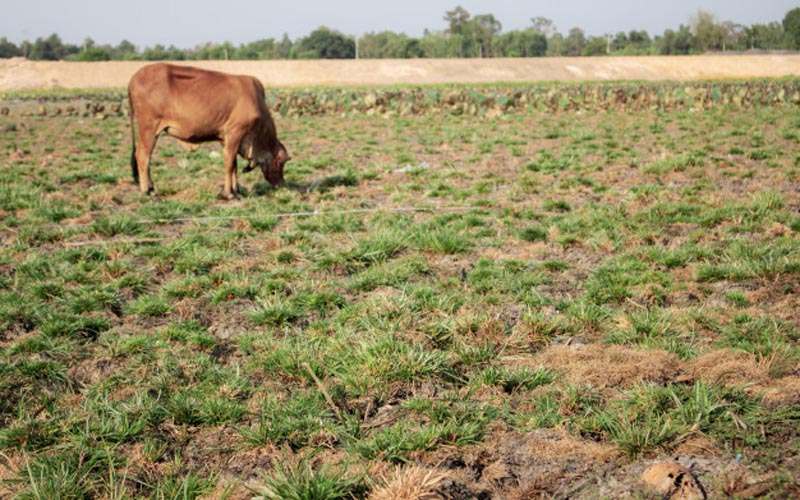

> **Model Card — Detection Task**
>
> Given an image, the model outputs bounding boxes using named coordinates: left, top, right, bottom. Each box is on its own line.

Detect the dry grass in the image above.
left=532, top=344, right=681, bottom=389
left=369, top=466, right=448, bottom=500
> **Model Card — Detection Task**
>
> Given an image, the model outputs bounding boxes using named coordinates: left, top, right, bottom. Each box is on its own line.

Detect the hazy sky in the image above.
left=2, top=0, right=797, bottom=48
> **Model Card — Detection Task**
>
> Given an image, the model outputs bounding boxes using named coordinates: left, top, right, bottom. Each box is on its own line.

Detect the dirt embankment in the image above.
left=1, top=54, right=799, bottom=91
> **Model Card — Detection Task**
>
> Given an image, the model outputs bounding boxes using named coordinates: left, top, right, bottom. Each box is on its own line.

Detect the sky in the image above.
left=1, top=0, right=797, bottom=48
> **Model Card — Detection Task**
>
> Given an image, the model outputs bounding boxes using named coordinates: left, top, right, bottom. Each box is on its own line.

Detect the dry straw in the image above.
left=369, top=466, right=448, bottom=500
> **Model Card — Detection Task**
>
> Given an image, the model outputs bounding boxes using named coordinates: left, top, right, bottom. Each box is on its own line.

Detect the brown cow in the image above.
left=128, top=63, right=289, bottom=199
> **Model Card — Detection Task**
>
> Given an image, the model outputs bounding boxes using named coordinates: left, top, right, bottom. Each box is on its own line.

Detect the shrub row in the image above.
left=267, top=80, right=800, bottom=116
left=4, top=79, right=799, bottom=117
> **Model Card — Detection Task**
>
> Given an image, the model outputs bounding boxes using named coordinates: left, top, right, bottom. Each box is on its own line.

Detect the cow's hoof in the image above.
left=218, top=192, right=238, bottom=201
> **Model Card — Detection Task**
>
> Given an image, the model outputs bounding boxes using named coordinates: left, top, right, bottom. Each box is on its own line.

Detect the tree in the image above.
left=611, top=32, right=629, bottom=52
left=546, top=32, right=564, bottom=56
left=444, top=6, right=471, bottom=35
left=403, top=38, right=424, bottom=58
left=197, top=41, right=236, bottom=60
left=0, top=37, right=20, bottom=58
left=360, top=31, right=415, bottom=58
left=531, top=17, right=556, bottom=37
left=563, top=28, right=586, bottom=56
left=419, top=30, right=461, bottom=57
left=719, top=22, right=743, bottom=51
left=29, top=33, right=73, bottom=60
left=441, top=6, right=484, bottom=57
left=691, top=10, right=724, bottom=52
left=743, top=22, right=789, bottom=50
left=495, top=29, right=547, bottom=57
left=784, top=7, right=800, bottom=49
left=627, top=30, right=652, bottom=53
left=236, top=38, right=277, bottom=59
left=582, top=36, right=608, bottom=56
left=142, top=44, right=186, bottom=60
left=113, top=39, right=138, bottom=60
left=277, top=34, right=293, bottom=59
left=71, top=42, right=112, bottom=61
left=657, top=24, right=694, bottom=54
left=295, top=27, right=355, bottom=59
left=473, top=14, right=502, bottom=57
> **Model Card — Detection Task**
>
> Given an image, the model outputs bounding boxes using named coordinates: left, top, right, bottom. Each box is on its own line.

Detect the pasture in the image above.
left=0, top=82, right=799, bottom=499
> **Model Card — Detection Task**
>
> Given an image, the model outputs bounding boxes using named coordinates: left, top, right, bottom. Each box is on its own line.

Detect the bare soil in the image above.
left=1, top=54, right=800, bottom=91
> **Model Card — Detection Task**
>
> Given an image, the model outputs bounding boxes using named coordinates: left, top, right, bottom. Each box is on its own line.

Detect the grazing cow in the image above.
left=128, top=63, right=289, bottom=199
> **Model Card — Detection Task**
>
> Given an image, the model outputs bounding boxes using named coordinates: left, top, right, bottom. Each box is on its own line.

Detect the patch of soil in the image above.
left=67, top=355, right=125, bottom=388
left=417, top=428, right=791, bottom=499
left=421, top=428, right=796, bottom=500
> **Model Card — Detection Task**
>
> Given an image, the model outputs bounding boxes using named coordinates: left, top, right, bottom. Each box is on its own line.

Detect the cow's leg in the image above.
left=135, top=124, right=159, bottom=195
left=222, top=132, right=244, bottom=200
left=231, top=157, right=240, bottom=196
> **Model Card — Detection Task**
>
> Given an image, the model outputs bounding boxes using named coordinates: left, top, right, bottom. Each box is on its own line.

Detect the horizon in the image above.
left=1, top=0, right=797, bottom=49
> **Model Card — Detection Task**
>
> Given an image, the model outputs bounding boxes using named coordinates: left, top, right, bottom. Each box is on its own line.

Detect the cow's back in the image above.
left=129, top=63, right=261, bottom=130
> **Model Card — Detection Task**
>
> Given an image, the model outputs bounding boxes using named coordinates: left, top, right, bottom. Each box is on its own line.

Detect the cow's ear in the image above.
left=277, top=148, right=290, bottom=164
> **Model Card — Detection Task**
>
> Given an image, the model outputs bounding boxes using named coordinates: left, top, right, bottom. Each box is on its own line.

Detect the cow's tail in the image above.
left=128, top=96, right=139, bottom=184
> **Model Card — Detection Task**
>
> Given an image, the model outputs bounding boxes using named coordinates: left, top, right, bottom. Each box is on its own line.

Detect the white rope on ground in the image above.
left=132, top=205, right=475, bottom=225
left=62, top=237, right=165, bottom=247
left=50, top=205, right=478, bottom=246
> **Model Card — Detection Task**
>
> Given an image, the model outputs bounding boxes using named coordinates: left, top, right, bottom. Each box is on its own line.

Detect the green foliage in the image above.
left=69, top=46, right=112, bottom=61
left=17, top=445, right=122, bottom=499
left=519, top=225, right=548, bottom=242
left=91, top=215, right=143, bottom=237
left=608, top=309, right=697, bottom=359
left=149, top=467, right=215, bottom=500
left=586, top=255, right=670, bottom=305
left=472, top=365, right=557, bottom=393
left=495, top=29, right=547, bottom=57
left=697, top=238, right=799, bottom=282
left=0, top=37, right=20, bottom=58
left=248, top=296, right=305, bottom=326
left=783, top=8, right=800, bottom=49
left=718, top=314, right=799, bottom=357
left=356, top=398, right=496, bottom=462
left=294, top=27, right=355, bottom=59
left=250, top=459, right=366, bottom=500
left=126, top=295, right=173, bottom=317
left=236, top=392, right=335, bottom=449
left=593, top=381, right=761, bottom=458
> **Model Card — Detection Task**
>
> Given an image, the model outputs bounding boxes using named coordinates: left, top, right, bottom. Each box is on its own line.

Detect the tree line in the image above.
left=2, top=6, right=799, bottom=61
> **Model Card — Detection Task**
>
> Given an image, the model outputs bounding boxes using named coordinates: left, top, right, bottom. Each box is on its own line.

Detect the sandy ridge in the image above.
left=1, top=54, right=799, bottom=91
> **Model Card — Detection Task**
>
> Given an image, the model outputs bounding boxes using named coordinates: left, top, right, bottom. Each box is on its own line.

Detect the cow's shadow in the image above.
left=246, top=173, right=358, bottom=197
left=300, top=170, right=360, bottom=193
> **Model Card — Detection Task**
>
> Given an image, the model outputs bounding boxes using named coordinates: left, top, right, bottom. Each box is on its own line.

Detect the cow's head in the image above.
left=263, top=142, right=289, bottom=187
left=243, top=142, right=290, bottom=187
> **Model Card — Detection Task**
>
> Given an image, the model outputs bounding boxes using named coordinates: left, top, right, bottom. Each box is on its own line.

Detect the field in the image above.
left=1, top=81, right=799, bottom=499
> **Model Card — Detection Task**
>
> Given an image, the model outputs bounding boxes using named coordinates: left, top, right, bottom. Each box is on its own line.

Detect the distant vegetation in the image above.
left=1, top=6, right=799, bottom=61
